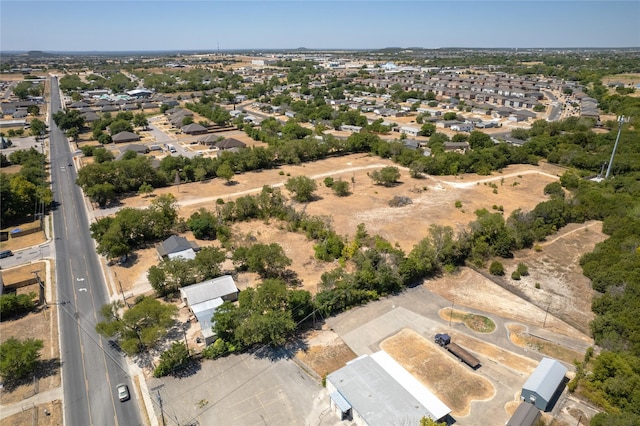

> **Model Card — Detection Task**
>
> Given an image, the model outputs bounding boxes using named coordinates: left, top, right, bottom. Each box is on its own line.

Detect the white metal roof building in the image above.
left=180, top=275, right=239, bottom=345
left=326, top=351, right=451, bottom=425
left=521, top=357, right=568, bottom=411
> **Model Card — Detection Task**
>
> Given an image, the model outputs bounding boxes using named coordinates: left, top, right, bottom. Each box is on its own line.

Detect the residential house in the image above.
left=111, top=131, right=140, bottom=143
left=156, top=235, right=200, bottom=261
left=181, top=123, right=208, bottom=135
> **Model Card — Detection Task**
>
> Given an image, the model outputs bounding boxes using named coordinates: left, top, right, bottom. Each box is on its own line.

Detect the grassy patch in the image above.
left=443, top=309, right=496, bottom=333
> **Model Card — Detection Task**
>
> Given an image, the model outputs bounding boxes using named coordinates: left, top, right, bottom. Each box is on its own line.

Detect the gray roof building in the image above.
left=111, top=131, right=140, bottom=143
left=156, top=235, right=200, bottom=259
left=506, top=402, right=541, bottom=426
left=215, top=137, right=246, bottom=150
left=327, top=351, right=450, bottom=425
left=181, top=123, right=208, bottom=135
left=521, top=357, right=568, bottom=411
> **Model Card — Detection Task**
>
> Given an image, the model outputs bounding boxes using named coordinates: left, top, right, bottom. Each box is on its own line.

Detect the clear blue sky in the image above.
left=1, top=1, right=639, bottom=51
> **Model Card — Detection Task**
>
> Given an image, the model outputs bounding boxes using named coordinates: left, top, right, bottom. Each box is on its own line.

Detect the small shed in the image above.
left=521, top=357, right=567, bottom=411
left=506, top=402, right=541, bottom=426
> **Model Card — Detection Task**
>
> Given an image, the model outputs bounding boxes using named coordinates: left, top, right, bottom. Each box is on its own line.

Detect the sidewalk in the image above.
left=0, top=386, right=63, bottom=419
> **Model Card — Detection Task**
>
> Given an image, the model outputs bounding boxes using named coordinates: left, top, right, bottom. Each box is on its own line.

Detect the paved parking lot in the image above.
left=146, top=349, right=329, bottom=426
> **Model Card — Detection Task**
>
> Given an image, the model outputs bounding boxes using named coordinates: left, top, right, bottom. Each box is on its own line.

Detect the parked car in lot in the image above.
left=117, top=383, right=130, bottom=402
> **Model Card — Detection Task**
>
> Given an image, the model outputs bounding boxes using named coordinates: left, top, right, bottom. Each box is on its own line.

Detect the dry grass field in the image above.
left=380, top=329, right=494, bottom=417
left=104, top=155, right=569, bottom=302
left=0, top=400, right=63, bottom=426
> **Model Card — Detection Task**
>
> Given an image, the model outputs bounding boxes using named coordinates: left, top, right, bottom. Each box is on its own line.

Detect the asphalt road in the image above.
left=49, top=76, right=142, bottom=426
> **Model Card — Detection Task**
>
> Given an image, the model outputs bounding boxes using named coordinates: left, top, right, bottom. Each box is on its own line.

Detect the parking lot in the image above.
left=146, top=349, right=329, bottom=426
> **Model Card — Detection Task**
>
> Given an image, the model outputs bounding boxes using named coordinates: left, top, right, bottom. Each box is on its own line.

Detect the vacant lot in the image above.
left=381, top=328, right=494, bottom=417
left=0, top=262, right=59, bottom=405
left=109, top=155, right=566, bottom=293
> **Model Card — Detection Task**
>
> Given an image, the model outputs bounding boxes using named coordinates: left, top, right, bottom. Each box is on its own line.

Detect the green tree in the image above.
left=138, top=182, right=154, bottom=197
left=332, top=179, right=350, bottom=197
left=154, top=342, right=190, bottom=377
left=543, top=181, right=565, bottom=199
left=194, top=246, right=226, bottom=280
left=132, top=113, right=148, bottom=130
left=216, top=162, right=234, bottom=184
left=96, top=298, right=177, bottom=355
left=232, top=243, right=292, bottom=278
left=420, top=122, right=436, bottom=137
left=285, top=175, right=317, bottom=202
left=66, top=127, right=79, bottom=142
left=369, top=166, right=401, bottom=186
left=109, top=119, right=133, bottom=135
left=86, top=183, right=116, bottom=207
left=187, top=208, right=218, bottom=239
left=29, top=118, right=47, bottom=137
left=52, top=109, right=85, bottom=132
left=0, top=338, right=43, bottom=384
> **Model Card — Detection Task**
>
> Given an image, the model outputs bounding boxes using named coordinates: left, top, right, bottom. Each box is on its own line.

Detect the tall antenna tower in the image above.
left=605, top=116, right=629, bottom=179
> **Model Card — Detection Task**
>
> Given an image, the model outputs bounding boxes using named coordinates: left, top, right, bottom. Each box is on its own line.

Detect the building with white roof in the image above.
left=326, top=351, right=451, bottom=425
left=180, top=275, right=239, bottom=345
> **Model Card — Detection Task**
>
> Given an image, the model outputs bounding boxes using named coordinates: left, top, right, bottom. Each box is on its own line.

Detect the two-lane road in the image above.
left=49, top=76, right=142, bottom=426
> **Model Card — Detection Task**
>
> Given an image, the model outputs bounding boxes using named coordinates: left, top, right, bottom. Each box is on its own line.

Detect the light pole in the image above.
left=605, top=116, right=629, bottom=179
left=543, top=298, right=552, bottom=329
left=449, top=298, right=455, bottom=327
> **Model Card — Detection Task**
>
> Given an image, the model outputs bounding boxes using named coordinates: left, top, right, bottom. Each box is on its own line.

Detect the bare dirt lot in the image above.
left=380, top=328, right=494, bottom=417
left=0, top=400, right=62, bottom=426
left=295, top=330, right=357, bottom=379
left=0, top=305, right=60, bottom=405
left=0, top=262, right=60, bottom=406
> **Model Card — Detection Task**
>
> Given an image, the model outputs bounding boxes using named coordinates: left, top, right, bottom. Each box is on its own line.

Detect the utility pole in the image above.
left=114, top=272, right=129, bottom=308
left=156, top=389, right=166, bottom=426
left=449, top=298, right=454, bottom=327
left=32, top=271, right=47, bottom=308
left=605, top=116, right=628, bottom=179
left=543, top=298, right=551, bottom=328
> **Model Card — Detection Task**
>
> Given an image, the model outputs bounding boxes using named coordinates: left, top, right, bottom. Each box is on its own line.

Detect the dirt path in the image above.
left=178, top=163, right=392, bottom=208
left=539, top=221, right=601, bottom=247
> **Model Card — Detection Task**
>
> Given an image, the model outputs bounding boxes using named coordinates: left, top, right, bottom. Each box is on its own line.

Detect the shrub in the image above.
left=511, top=271, right=521, bottom=280
left=153, top=342, right=190, bottom=377
left=202, top=338, right=230, bottom=360
left=332, top=180, right=350, bottom=197
left=489, top=261, right=505, bottom=276
left=535, top=282, right=541, bottom=289
left=516, top=263, right=529, bottom=276
left=0, top=293, right=37, bottom=319
left=323, top=177, right=334, bottom=188
left=455, top=200, right=462, bottom=208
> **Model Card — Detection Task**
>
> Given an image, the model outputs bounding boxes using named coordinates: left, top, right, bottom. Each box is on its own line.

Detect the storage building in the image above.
left=327, top=351, right=450, bottom=425
left=521, top=357, right=567, bottom=411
